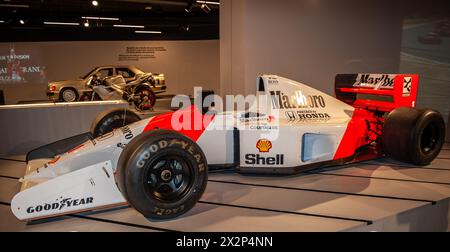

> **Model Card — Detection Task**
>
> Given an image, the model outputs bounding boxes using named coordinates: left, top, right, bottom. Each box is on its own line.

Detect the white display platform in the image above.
left=1, top=144, right=449, bottom=232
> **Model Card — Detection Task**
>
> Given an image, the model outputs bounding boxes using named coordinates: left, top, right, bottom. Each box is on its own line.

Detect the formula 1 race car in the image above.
left=11, top=73, right=446, bottom=221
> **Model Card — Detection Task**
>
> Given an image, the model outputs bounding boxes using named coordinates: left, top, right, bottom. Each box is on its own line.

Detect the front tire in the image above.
left=116, top=130, right=208, bottom=220
left=90, top=108, right=141, bottom=138
left=382, top=107, right=445, bottom=165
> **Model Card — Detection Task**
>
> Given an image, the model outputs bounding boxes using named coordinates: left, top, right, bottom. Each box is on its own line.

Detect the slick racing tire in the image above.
left=382, top=107, right=445, bottom=165
left=90, top=108, right=141, bottom=138
left=116, top=130, right=208, bottom=220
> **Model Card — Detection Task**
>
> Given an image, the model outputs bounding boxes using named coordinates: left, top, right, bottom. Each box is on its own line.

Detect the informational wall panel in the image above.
left=0, top=40, right=219, bottom=104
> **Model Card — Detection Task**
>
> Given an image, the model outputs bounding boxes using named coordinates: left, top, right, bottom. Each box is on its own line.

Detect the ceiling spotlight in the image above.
left=114, top=24, right=145, bottom=28
left=82, top=16, right=119, bottom=21
left=180, top=25, right=190, bottom=32
left=135, top=30, right=162, bottom=34
left=84, top=20, right=89, bottom=27
left=44, top=21, right=80, bottom=26
left=196, top=1, right=220, bottom=5
left=92, top=1, right=98, bottom=7
left=200, top=3, right=211, bottom=13
left=185, top=1, right=193, bottom=13
left=0, top=4, right=30, bottom=8
left=145, top=6, right=153, bottom=10
left=19, top=19, right=25, bottom=25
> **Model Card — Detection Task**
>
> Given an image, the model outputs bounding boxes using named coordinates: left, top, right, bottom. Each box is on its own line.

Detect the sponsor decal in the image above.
left=47, top=155, right=60, bottom=165
left=256, top=139, right=272, bottom=153
left=239, top=116, right=268, bottom=123
left=250, top=125, right=279, bottom=130
left=26, top=197, right=94, bottom=214
left=120, top=126, right=134, bottom=140
left=117, top=143, right=127, bottom=149
left=97, top=131, right=114, bottom=141
left=285, top=110, right=331, bottom=121
left=68, top=144, right=85, bottom=153
left=136, top=139, right=206, bottom=173
left=153, top=205, right=185, bottom=216
left=245, top=154, right=284, bottom=165
left=354, top=74, right=395, bottom=89
left=268, top=115, right=276, bottom=122
left=268, top=77, right=279, bottom=85
left=403, top=77, right=412, bottom=97
left=239, top=112, right=270, bottom=123
left=270, top=90, right=326, bottom=109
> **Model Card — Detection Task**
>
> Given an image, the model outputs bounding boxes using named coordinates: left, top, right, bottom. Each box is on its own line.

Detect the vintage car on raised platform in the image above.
left=15, top=74, right=445, bottom=222
left=46, top=65, right=166, bottom=102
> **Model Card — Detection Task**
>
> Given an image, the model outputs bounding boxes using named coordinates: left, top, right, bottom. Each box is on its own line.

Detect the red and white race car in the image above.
left=11, top=73, right=446, bottom=221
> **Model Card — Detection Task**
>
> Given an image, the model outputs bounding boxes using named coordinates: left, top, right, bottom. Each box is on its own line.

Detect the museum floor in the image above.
left=1, top=143, right=450, bottom=232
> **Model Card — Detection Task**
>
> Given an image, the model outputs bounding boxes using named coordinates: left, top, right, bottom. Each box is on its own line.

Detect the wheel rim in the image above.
left=134, top=89, right=155, bottom=111
left=420, top=122, right=439, bottom=154
left=62, top=89, right=77, bottom=102
left=144, top=155, right=192, bottom=202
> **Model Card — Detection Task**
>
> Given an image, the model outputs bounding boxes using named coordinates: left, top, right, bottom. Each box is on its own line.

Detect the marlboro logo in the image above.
left=355, top=74, right=395, bottom=89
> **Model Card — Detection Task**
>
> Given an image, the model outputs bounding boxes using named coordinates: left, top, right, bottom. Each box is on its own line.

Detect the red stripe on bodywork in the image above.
left=68, top=144, right=85, bottom=153
left=144, top=105, right=214, bottom=141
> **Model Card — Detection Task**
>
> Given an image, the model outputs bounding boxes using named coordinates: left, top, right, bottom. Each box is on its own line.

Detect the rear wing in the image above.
left=335, top=74, right=419, bottom=112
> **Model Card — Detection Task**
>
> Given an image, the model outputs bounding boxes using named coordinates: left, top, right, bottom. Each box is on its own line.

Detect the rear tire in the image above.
left=133, top=86, right=156, bottom=111
left=382, top=107, right=445, bottom=165
left=90, top=108, right=141, bottom=138
left=116, top=130, right=208, bottom=220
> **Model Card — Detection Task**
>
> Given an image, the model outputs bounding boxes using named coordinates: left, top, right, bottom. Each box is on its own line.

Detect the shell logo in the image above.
left=256, top=139, right=272, bottom=153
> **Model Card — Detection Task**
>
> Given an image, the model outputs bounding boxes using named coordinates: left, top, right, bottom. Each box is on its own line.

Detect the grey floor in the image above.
left=1, top=143, right=450, bottom=232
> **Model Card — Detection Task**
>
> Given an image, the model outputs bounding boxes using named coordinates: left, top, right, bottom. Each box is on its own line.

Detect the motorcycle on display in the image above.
left=79, top=73, right=157, bottom=111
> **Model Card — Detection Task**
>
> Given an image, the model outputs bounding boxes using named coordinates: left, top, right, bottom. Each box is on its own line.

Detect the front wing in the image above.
left=11, top=161, right=126, bottom=221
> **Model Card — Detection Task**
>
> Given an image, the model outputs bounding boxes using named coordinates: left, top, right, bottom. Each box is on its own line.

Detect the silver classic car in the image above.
left=47, top=65, right=166, bottom=102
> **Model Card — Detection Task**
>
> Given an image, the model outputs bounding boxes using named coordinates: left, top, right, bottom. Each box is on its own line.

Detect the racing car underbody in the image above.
left=11, top=74, right=446, bottom=221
